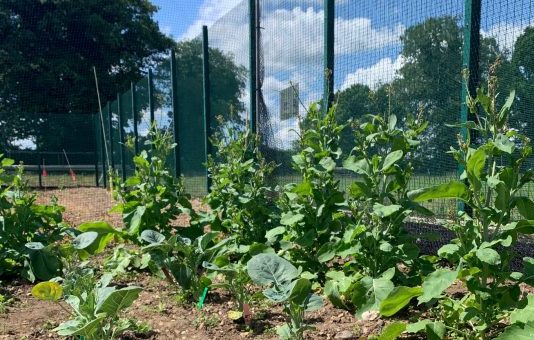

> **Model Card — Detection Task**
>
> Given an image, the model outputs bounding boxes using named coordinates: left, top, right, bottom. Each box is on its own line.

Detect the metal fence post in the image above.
left=107, top=102, right=115, bottom=171
left=131, top=82, right=139, bottom=155
left=459, top=0, right=482, bottom=213
left=93, top=114, right=100, bottom=187
left=117, top=93, right=127, bottom=181
left=202, top=25, right=212, bottom=193
left=148, top=69, right=155, bottom=125
left=249, top=0, right=257, bottom=133
left=171, top=50, right=181, bottom=178
left=38, top=152, right=43, bottom=189
left=100, top=111, right=107, bottom=188
left=324, top=0, right=335, bottom=113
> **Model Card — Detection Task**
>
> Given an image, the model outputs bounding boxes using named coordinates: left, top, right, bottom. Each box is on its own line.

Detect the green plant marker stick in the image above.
left=197, top=287, right=209, bottom=309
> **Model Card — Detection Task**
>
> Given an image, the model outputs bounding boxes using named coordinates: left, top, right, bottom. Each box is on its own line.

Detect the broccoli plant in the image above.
left=32, top=274, right=143, bottom=339
left=247, top=254, right=323, bottom=340
left=385, top=66, right=534, bottom=338
left=113, top=124, right=194, bottom=241
left=140, top=229, right=231, bottom=301
left=0, top=157, right=67, bottom=281
left=273, top=104, right=347, bottom=281
left=204, top=118, right=277, bottom=245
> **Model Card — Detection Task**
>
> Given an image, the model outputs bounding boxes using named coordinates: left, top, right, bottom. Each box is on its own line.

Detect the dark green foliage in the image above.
left=342, top=113, right=429, bottom=278
left=204, top=120, right=277, bottom=245
left=274, top=104, right=346, bottom=280
left=0, top=155, right=67, bottom=281
left=140, top=229, right=231, bottom=301
left=0, top=0, right=174, bottom=151
left=405, top=66, right=534, bottom=338
left=246, top=254, right=323, bottom=340
left=113, top=125, right=195, bottom=241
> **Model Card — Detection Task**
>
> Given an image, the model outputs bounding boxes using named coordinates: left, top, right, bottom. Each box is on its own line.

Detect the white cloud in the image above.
left=341, top=55, right=405, bottom=90
left=180, top=0, right=244, bottom=40
left=483, top=22, right=528, bottom=53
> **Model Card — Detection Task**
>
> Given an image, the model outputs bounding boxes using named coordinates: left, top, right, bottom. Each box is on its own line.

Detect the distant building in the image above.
left=280, top=84, right=299, bottom=121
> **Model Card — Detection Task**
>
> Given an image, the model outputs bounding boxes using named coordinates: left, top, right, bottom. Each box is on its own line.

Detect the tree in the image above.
left=0, top=0, right=174, bottom=151
left=173, top=39, right=247, bottom=176
left=509, top=26, right=534, bottom=143
left=334, top=84, right=374, bottom=155
left=390, top=16, right=502, bottom=173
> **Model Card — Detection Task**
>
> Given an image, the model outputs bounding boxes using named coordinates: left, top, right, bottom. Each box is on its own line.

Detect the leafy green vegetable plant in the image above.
left=113, top=124, right=194, bottom=240
left=140, top=229, right=231, bottom=301
left=32, top=275, right=143, bottom=339
left=0, top=157, right=67, bottom=281
left=274, top=104, right=346, bottom=280
left=204, top=118, right=277, bottom=245
left=394, top=68, right=534, bottom=338
left=325, top=113, right=430, bottom=316
left=203, top=260, right=252, bottom=318
left=246, top=254, right=323, bottom=340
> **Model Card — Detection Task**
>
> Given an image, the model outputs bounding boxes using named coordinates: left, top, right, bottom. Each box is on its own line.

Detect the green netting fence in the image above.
left=93, top=0, right=534, bottom=217
left=4, top=0, right=533, bottom=219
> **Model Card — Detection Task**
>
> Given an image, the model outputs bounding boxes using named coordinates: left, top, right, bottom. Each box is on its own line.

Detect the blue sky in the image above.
left=152, top=0, right=201, bottom=39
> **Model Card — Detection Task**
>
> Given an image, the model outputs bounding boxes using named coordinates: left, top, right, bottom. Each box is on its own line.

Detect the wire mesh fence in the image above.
left=2, top=0, right=534, bottom=218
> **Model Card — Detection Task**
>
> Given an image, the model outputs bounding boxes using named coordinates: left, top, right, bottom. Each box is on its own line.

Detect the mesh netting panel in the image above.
left=152, top=59, right=176, bottom=173
left=480, top=0, right=534, bottom=202
left=110, top=100, right=122, bottom=179
left=176, top=37, right=207, bottom=197
left=331, top=0, right=464, bottom=217
left=258, top=0, right=325, bottom=186
left=135, top=77, right=151, bottom=155
left=120, top=90, right=135, bottom=177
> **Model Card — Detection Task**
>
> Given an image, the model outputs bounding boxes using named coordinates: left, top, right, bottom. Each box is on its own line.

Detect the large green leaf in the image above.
left=95, top=286, right=142, bottom=318
left=54, top=317, right=105, bottom=336
left=317, top=242, right=337, bottom=263
left=510, top=295, right=534, bottom=324
left=418, top=267, right=459, bottom=304
left=31, top=281, right=63, bottom=301
left=289, top=278, right=312, bottom=305
left=476, top=248, right=501, bottom=266
left=381, top=150, right=403, bottom=172
left=515, top=197, right=534, bottom=220
left=373, top=203, right=402, bottom=218
left=494, top=133, right=514, bottom=154
left=343, top=156, right=370, bottom=176
left=496, top=322, right=534, bottom=339
left=380, top=286, right=422, bottom=317
left=140, top=229, right=165, bottom=244
left=247, top=254, right=299, bottom=286
left=72, top=232, right=99, bottom=250
left=280, top=212, right=305, bottom=226
left=27, top=247, right=62, bottom=281
left=378, top=322, right=406, bottom=340
left=466, top=148, right=486, bottom=190
left=77, top=221, right=118, bottom=254
left=408, top=181, right=468, bottom=202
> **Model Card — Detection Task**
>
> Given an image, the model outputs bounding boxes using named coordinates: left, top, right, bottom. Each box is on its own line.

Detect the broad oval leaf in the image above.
left=418, top=267, right=459, bottom=304
left=408, top=181, right=468, bottom=202
left=140, top=229, right=165, bottom=244
left=380, top=286, right=422, bottom=317
left=32, top=281, right=63, bottom=301
left=378, top=321, right=407, bottom=340
left=246, top=254, right=299, bottom=286
left=476, top=248, right=501, bottom=266
left=25, top=242, right=45, bottom=250
left=95, top=286, right=142, bottom=317
left=381, top=150, right=403, bottom=172
left=72, top=231, right=99, bottom=250
left=496, top=321, right=534, bottom=340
